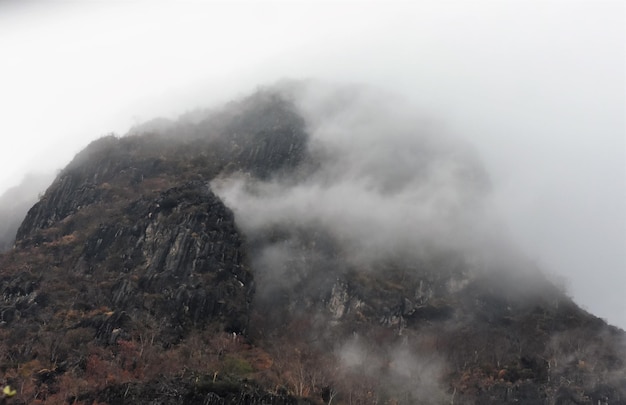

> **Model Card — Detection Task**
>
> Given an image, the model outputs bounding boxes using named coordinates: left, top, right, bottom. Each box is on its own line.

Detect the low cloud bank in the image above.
left=213, top=81, right=525, bottom=277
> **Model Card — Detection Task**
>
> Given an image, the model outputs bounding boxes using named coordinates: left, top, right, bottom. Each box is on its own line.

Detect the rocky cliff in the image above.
left=0, top=83, right=623, bottom=404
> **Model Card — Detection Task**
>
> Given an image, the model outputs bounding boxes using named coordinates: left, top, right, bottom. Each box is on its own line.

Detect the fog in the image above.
left=212, top=82, right=519, bottom=276
left=0, top=0, right=624, bottom=332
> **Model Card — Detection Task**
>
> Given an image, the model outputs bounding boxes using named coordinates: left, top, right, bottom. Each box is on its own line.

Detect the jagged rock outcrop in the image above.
left=8, top=88, right=309, bottom=343
left=3, top=180, right=252, bottom=346
left=78, top=181, right=253, bottom=339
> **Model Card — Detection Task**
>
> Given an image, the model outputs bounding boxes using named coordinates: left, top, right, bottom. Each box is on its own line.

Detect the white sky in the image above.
left=0, top=0, right=624, bottom=328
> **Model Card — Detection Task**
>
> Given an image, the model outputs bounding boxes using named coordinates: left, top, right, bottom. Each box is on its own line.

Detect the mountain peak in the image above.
left=0, top=84, right=624, bottom=404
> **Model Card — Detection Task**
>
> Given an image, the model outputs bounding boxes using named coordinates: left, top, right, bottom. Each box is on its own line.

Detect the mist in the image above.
left=0, top=0, right=623, bottom=333
left=212, top=82, right=520, bottom=276
left=0, top=172, right=54, bottom=252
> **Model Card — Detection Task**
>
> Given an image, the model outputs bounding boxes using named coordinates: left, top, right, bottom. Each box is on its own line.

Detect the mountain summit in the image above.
left=0, top=83, right=624, bottom=404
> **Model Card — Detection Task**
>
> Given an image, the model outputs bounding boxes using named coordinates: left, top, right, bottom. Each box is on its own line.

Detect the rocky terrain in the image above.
left=0, top=83, right=623, bottom=404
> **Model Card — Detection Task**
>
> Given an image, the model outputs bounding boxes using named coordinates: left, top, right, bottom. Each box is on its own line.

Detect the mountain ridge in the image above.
left=0, top=83, right=623, bottom=404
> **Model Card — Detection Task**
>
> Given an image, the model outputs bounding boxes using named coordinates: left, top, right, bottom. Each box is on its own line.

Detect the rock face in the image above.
left=11, top=184, right=249, bottom=336
left=78, top=181, right=252, bottom=338
left=10, top=164, right=252, bottom=344
left=0, top=85, right=624, bottom=405
left=8, top=89, right=309, bottom=342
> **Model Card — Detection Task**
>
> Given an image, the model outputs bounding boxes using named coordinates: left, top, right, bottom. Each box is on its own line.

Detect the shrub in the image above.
left=221, top=356, right=253, bottom=376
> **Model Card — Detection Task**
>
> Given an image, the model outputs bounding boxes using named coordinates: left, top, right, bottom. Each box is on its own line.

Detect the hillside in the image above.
left=0, top=83, right=624, bottom=404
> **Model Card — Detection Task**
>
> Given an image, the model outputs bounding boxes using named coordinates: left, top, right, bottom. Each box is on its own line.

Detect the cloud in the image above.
left=335, top=334, right=449, bottom=403
left=212, top=82, right=515, bottom=275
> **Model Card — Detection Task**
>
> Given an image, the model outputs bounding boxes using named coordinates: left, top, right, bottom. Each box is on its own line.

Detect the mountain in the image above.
left=0, top=83, right=624, bottom=405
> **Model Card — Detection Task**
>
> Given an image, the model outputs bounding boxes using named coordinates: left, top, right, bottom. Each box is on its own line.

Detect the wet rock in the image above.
left=75, top=181, right=254, bottom=339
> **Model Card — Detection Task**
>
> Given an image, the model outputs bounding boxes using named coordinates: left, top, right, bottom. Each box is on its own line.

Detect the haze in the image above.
left=0, top=1, right=624, bottom=328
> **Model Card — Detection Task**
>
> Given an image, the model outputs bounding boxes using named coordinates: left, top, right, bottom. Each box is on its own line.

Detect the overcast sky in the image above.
left=0, top=0, right=624, bottom=328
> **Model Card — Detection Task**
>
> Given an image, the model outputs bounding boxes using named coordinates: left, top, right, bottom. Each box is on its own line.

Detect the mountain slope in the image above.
left=0, top=83, right=624, bottom=404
